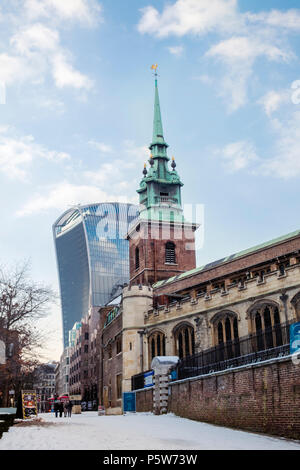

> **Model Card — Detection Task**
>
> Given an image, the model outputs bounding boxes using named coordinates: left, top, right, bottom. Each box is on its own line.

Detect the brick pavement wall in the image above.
left=169, top=357, right=300, bottom=440
left=136, top=388, right=153, bottom=412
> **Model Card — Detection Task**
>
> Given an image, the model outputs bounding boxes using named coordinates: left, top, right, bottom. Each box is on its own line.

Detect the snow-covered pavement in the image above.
left=0, top=412, right=299, bottom=450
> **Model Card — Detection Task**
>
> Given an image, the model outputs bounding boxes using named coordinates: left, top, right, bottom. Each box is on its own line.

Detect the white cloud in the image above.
left=123, top=140, right=150, bottom=165
left=168, top=45, right=184, bottom=56
left=216, top=140, right=259, bottom=172
left=16, top=181, right=132, bottom=217
left=138, top=0, right=240, bottom=37
left=84, top=162, right=117, bottom=185
left=10, top=23, right=60, bottom=56
left=51, top=52, right=93, bottom=90
left=0, top=2, right=98, bottom=93
left=206, top=36, right=293, bottom=63
left=88, top=140, right=113, bottom=153
left=216, top=62, right=252, bottom=112
left=246, top=9, right=300, bottom=31
left=15, top=138, right=146, bottom=217
left=138, top=1, right=299, bottom=111
left=24, top=0, right=102, bottom=27
left=38, top=97, right=65, bottom=113
left=0, top=128, right=70, bottom=181
left=0, top=53, right=33, bottom=86
left=215, top=109, right=300, bottom=179
left=206, top=36, right=293, bottom=111
left=258, top=111, right=300, bottom=179
left=258, top=90, right=289, bottom=117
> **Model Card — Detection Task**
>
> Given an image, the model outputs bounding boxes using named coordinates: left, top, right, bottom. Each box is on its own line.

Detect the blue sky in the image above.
left=1, top=0, right=300, bottom=360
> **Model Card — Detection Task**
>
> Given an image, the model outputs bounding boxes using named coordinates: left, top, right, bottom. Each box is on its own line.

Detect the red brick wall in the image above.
left=169, top=358, right=300, bottom=440
left=101, top=314, right=123, bottom=408
left=136, top=388, right=153, bottom=412
left=129, top=222, right=196, bottom=285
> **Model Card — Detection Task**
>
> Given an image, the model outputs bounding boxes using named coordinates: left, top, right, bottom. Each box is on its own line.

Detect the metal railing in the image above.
left=155, top=196, right=178, bottom=204
left=174, top=321, right=292, bottom=381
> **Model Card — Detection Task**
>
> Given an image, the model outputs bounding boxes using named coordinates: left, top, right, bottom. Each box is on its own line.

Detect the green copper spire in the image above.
left=136, top=67, right=184, bottom=222
left=149, top=72, right=168, bottom=159
left=152, top=78, right=165, bottom=145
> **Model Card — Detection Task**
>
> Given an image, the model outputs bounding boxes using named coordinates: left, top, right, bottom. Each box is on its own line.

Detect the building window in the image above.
left=165, top=242, right=176, bottom=264
left=250, top=303, right=283, bottom=351
left=116, top=374, right=122, bottom=399
left=291, top=292, right=300, bottom=321
left=135, top=247, right=140, bottom=270
left=108, top=343, right=112, bottom=359
left=212, top=312, right=240, bottom=360
left=174, top=324, right=195, bottom=359
left=148, top=331, right=166, bottom=366
left=116, top=335, right=122, bottom=355
left=214, top=315, right=239, bottom=345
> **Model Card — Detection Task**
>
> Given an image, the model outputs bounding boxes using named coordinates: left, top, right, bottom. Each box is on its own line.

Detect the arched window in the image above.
left=212, top=312, right=240, bottom=360
left=291, top=292, right=300, bottom=321
left=250, top=303, right=283, bottom=351
left=135, top=247, right=140, bottom=270
left=148, top=331, right=166, bottom=367
left=174, top=324, right=195, bottom=359
left=165, top=242, right=176, bottom=264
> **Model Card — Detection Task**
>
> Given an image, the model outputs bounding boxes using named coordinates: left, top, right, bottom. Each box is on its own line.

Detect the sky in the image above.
left=1, top=0, right=300, bottom=361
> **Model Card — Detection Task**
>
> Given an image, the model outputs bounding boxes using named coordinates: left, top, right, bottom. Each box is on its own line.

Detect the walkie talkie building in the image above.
left=53, top=202, right=139, bottom=347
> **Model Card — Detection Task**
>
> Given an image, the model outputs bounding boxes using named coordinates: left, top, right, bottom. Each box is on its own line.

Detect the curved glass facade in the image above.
left=53, top=203, right=138, bottom=347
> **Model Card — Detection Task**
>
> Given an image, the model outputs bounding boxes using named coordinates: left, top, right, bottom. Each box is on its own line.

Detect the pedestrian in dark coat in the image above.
left=59, top=401, right=64, bottom=417
left=67, top=401, right=73, bottom=417
left=54, top=400, right=59, bottom=418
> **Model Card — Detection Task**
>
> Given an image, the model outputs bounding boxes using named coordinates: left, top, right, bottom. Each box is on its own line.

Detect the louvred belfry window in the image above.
left=165, top=242, right=176, bottom=264
left=135, top=247, right=140, bottom=270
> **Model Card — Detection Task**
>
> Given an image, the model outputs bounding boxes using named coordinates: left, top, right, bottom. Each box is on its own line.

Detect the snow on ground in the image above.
left=0, top=412, right=299, bottom=450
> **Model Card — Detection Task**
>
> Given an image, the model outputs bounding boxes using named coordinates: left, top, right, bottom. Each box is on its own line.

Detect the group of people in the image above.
left=54, top=400, right=73, bottom=418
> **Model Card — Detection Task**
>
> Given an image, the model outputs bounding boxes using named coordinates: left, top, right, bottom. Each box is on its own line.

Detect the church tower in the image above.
left=127, top=68, right=198, bottom=286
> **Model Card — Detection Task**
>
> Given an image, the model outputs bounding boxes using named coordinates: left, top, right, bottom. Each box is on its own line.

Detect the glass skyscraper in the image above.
left=53, top=202, right=139, bottom=347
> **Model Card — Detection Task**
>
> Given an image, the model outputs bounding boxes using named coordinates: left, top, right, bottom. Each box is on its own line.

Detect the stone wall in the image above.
left=144, top=265, right=300, bottom=356
left=169, top=356, right=300, bottom=440
left=136, top=387, right=153, bottom=412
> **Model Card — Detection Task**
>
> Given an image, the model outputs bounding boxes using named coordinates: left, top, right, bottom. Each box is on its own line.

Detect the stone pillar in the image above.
left=122, top=285, right=153, bottom=394
left=151, top=356, right=179, bottom=415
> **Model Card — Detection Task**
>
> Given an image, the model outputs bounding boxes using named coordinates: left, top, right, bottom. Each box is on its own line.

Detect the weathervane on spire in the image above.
left=151, top=64, right=158, bottom=80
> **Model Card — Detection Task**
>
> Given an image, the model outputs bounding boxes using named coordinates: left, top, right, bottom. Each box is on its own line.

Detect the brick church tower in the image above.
left=127, top=70, right=198, bottom=286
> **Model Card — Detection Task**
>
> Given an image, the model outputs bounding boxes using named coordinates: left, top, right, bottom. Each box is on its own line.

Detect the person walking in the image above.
left=54, top=400, right=59, bottom=418
left=63, top=401, right=68, bottom=418
left=59, top=401, right=64, bottom=418
left=67, top=400, right=73, bottom=417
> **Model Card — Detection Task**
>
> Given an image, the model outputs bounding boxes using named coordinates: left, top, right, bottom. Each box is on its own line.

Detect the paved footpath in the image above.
left=0, top=412, right=299, bottom=450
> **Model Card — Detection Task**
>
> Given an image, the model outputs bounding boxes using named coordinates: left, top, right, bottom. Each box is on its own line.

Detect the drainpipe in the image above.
left=138, top=330, right=145, bottom=372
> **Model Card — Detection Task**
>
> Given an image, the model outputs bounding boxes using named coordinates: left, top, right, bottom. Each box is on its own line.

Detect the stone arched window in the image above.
left=174, top=323, right=195, bottom=359
left=148, top=331, right=166, bottom=367
left=291, top=292, right=300, bottom=321
left=211, top=311, right=240, bottom=360
left=135, top=247, right=140, bottom=270
left=165, top=241, right=176, bottom=264
left=249, top=302, right=283, bottom=351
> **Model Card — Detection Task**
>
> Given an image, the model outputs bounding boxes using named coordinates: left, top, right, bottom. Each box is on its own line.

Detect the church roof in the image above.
left=153, top=228, right=300, bottom=289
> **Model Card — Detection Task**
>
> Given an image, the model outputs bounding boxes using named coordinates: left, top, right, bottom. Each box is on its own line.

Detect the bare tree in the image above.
left=0, top=261, right=57, bottom=406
